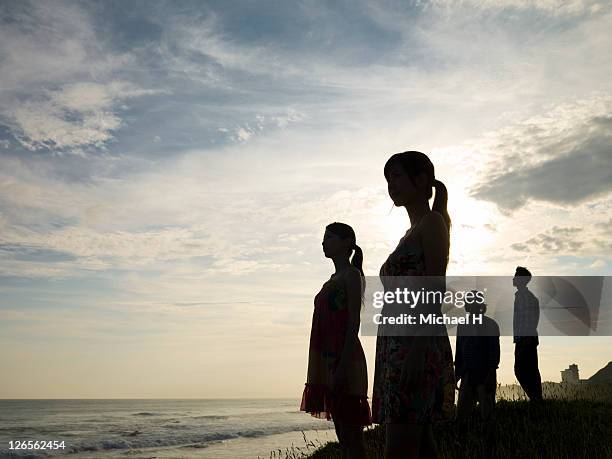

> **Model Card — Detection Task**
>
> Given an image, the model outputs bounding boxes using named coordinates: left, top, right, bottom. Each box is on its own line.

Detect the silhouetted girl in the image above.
left=372, top=151, right=455, bottom=459
left=301, top=222, right=371, bottom=459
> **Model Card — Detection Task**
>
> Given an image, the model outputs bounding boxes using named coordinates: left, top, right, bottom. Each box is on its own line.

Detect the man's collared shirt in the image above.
left=513, top=287, right=539, bottom=344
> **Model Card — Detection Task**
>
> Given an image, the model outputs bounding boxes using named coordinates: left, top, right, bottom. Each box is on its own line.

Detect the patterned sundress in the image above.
left=300, top=275, right=372, bottom=425
left=371, top=225, right=456, bottom=424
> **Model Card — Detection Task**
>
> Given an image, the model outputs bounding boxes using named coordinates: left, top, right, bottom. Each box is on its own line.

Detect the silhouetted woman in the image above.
left=372, top=152, right=455, bottom=458
left=301, top=222, right=372, bottom=459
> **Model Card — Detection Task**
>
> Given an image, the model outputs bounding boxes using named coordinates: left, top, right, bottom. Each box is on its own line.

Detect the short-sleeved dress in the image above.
left=300, top=275, right=372, bottom=426
left=371, top=225, right=455, bottom=424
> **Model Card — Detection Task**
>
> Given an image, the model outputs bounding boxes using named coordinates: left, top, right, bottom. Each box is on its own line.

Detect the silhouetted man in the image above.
left=512, top=266, right=543, bottom=401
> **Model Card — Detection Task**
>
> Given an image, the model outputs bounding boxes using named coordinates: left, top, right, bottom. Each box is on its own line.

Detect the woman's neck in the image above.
left=332, top=257, right=351, bottom=275
left=405, top=200, right=430, bottom=229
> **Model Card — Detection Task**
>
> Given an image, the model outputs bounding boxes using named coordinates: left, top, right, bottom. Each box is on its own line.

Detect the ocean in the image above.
left=0, top=399, right=336, bottom=459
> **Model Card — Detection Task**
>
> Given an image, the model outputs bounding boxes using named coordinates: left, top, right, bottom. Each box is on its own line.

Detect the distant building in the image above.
left=561, top=364, right=580, bottom=384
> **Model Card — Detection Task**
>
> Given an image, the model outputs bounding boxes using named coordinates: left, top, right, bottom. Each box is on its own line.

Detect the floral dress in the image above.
left=300, top=275, right=372, bottom=426
left=371, top=229, right=455, bottom=424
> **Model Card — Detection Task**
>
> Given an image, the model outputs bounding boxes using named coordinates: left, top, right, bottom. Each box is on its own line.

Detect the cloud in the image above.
left=6, top=82, right=164, bottom=151
left=510, top=223, right=611, bottom=255
left=0, top=134, right=392, bottom=281
left=0, top=1, right=161, bottom=154
left=0, top=243, right=76, bottom=263
left=511, top=226, right=583, bottom=253
left=470, top=97, right=612, bottom=211
left=1, top=1, right=610, bottom=279
left=429, top=0, right=605, bottom=16
left=9, top=98, right=120, bottom=152
left=594, top=218, right=612, bottom=234
left=0, top=1, right=123, bottom=88
left=4, top=0, right=609, bottom=158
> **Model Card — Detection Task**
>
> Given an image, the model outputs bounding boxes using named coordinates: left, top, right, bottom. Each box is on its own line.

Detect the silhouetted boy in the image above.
left=512, top=266, right=543, bottom=401
left=455, top=291, right=500, bottom=423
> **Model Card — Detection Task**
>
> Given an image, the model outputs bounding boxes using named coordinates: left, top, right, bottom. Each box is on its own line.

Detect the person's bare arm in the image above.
left=400, top=211, right=450, bottom=387
left=420, top=210, right=449, bottom=277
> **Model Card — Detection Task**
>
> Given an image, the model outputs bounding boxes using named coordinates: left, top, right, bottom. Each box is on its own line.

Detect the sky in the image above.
left=0, top=0, right=611, bottom=398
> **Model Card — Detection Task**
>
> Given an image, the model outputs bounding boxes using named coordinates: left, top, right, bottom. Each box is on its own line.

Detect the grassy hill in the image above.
left=496, top=380, right=612, bottom=402
left=588, top=361, right=612, bottom=384
left=269, top=384, right=612, bottom=459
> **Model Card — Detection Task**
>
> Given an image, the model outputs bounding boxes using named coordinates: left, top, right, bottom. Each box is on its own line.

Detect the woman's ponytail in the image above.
left=351, top=243, right=366, bottom=299
left=433, top=179, right=451, bottom=233
left=351, top=244, right=365, bottom=277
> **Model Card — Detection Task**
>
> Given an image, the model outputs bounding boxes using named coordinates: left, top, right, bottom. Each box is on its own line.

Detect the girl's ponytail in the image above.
left=351, top=244, right=364, bottom=277
left=433, top=179, right=451, bottom=233
left=351, top=243, right=366, bottom=299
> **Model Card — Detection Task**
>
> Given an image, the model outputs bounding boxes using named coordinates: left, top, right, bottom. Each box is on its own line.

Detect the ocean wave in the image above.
left=236, top=429, right=265, bottom=438
left=191, top=415, right=228, bottom=420
left=161, top=424, right=188, bottom=429
left=58, top=433, right=235, bottom=454
left=0, top=426, right=63, bottom=434
left=0, top=422, right=333, bottom=457
left=0, top=453, right=46, bottom=459
left=177, top=442, right=216, bottom=449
